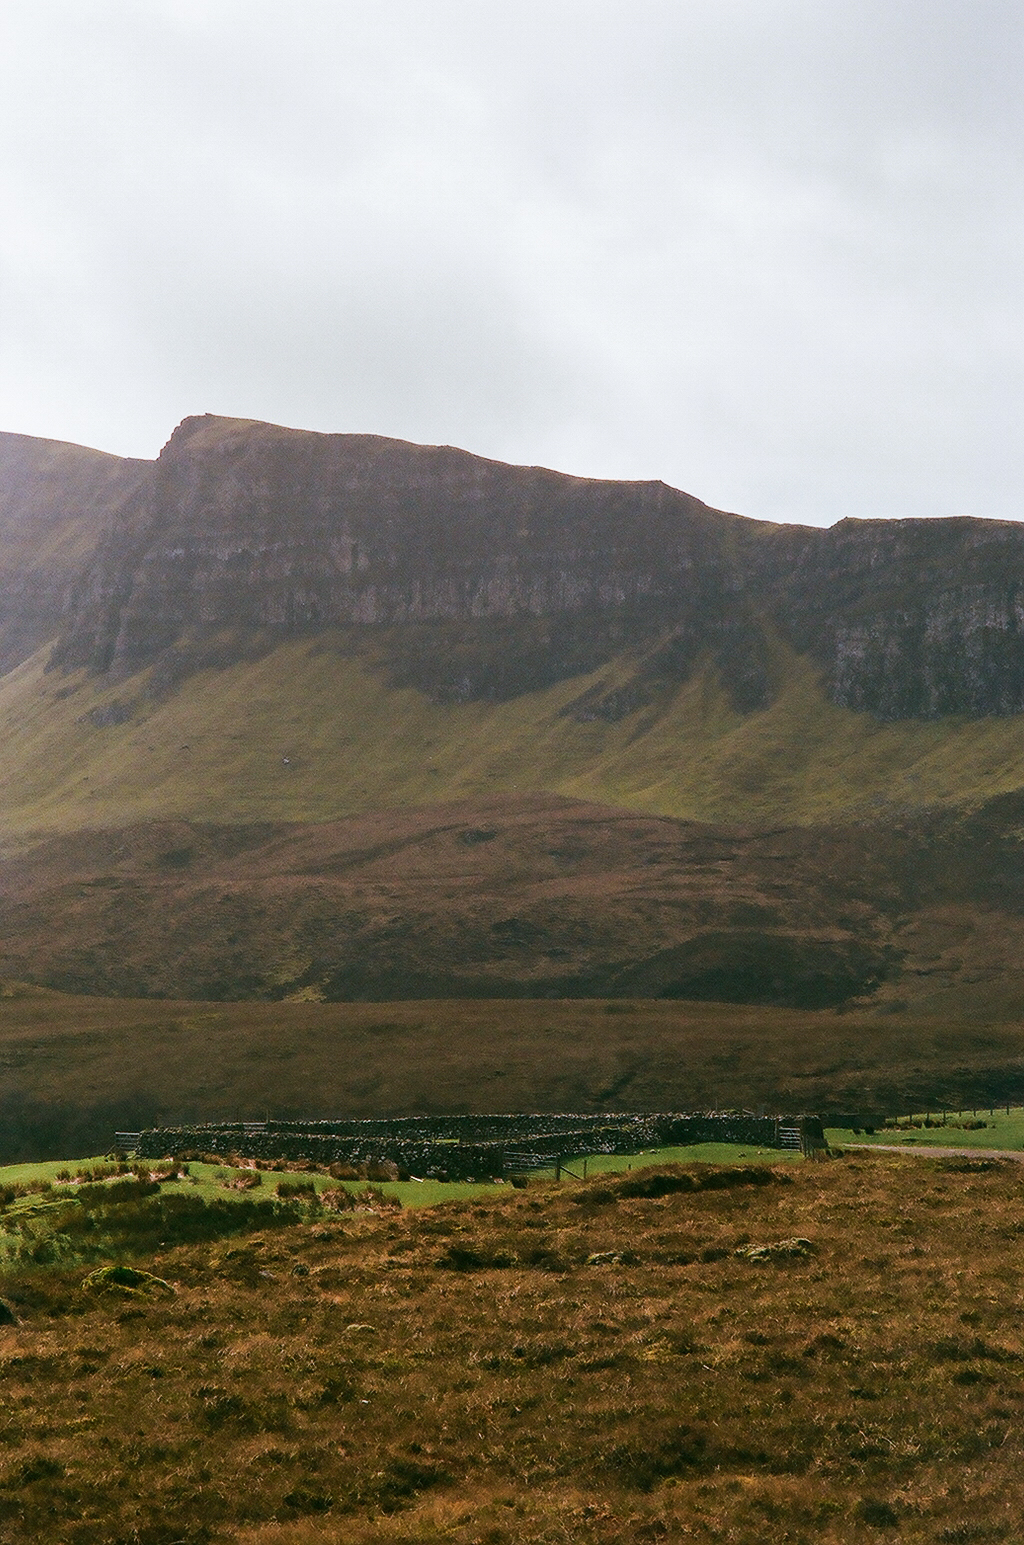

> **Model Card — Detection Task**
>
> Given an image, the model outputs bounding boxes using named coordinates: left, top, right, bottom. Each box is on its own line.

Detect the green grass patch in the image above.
left=0, top=1143, right=800, bottom=1221
left=0, top=1154, right=113, bottom=1186
left=522, top=1142, right=801, bottom=1182
left=829, top=1106, right=1024, bottom=1152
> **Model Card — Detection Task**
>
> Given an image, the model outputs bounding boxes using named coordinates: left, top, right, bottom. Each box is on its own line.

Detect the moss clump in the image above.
left=81, top=1264, right=174, bottom=1296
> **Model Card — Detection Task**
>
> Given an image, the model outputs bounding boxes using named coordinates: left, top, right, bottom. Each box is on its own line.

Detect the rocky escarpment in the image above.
left=16, top=413, right=1024, bottom=720
left=0, top=431, right=149, bottom=672
left=755, top=517, right=1024, bottom=718
left=51, top=415, right=774, bottom=705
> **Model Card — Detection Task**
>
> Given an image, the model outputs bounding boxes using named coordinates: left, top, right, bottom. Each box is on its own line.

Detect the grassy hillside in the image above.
left=3, top=635, right=1024, bottom=840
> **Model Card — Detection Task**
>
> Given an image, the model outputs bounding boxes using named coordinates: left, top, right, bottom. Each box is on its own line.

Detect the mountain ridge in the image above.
left=0, top=429, right=149, bottom=672
left=13, top=412, right=1021, bottom=725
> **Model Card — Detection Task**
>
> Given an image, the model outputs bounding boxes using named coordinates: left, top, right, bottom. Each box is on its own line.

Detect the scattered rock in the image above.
left=736, top=1238, right=816, bottom=1262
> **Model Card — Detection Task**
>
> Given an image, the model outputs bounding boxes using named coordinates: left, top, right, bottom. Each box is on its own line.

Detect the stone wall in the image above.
left=133, top=1111, right=801, bottom=1177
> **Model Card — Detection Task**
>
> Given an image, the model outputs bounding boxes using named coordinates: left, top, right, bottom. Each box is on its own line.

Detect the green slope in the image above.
left=3, top=634, right=1024, bottom=840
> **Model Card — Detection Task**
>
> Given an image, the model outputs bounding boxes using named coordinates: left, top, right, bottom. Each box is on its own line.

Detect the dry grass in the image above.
left=0, top=1153, right=1023, bottom=1542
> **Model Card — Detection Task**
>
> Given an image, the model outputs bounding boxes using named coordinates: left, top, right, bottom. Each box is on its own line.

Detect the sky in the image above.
left=0, top=1, right=1021, bottom=526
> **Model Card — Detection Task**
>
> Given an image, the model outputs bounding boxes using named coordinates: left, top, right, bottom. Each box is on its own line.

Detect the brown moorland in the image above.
left=1, top=984, right=1023, bottom=1160
left=0, top=1153, right=1023, bottom=1543
left=4, top=790, right=1024, bottom=1019
left=0, top=794, right=905, bottom=1005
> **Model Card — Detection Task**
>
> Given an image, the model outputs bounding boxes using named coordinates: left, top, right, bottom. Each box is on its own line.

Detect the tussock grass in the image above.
left=0, top=1155, right=1022, bottom=1540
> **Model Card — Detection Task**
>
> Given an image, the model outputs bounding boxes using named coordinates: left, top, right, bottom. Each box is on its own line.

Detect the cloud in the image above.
left=0, top=0, right=1021, bottom=523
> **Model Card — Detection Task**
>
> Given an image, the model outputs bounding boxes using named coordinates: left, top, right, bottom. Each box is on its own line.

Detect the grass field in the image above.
left=828, top=1106, right=1024, bottom=1152
left=0, top=1144, right=797, bottom=1214
left=0, top=1150, right=1022, bottom=1542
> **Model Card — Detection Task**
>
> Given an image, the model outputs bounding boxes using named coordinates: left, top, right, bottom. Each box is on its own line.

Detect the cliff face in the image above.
left=51, top=415, right=758, bottom=698
left=13, top=413, right=1024, bottom=720
left=0, top=432, right=149, bottom=672
left=761, top=518, right=1024, bottom=718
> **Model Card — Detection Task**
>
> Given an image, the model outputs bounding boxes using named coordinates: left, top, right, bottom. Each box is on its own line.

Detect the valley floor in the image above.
left=3, top=990, right=1024, bottom=1162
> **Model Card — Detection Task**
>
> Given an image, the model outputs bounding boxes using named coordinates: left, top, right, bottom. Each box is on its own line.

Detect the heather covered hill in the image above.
left=0, top=794, right=898, bottom=1005
left=3, top=791, right=1024, bottom=1016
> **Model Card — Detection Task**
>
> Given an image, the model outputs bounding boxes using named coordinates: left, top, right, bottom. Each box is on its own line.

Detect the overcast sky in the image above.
left=0, top=2, right=1021, bottom=525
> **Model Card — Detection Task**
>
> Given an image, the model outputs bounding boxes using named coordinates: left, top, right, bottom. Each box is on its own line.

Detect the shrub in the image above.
left=612, top=1164, right=784, bottom=1200
left=602, top=1424, right=712, bottom=1490
left=362, top=1185, right=401, bottom=1210
left=276, top=1179, right=317, bottom=1200
left=74, top=1164, right=118, bottom=1183
left=856, top=1499, right=899, bottom=1527
left=76, top=1178, right=160, bottom=1209
left=319, top=1185, right=357, bottom=1211
left=22, top=1192, right=306, bottom=1263
left=224, top=1171, right=262, bottom=1190
left=437, top=1243, right=515, bottom=1271
left=195, top=1388, right=291, bottom=1434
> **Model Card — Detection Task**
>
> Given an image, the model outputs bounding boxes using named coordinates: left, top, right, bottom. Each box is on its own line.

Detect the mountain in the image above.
left=43, top=412, right=1024, bottom=720
left=4, top=413, right=1024, bottom=1012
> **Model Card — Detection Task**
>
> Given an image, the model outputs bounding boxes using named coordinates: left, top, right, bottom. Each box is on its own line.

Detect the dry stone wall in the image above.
left=131, top=1111, right=802, bottom=1178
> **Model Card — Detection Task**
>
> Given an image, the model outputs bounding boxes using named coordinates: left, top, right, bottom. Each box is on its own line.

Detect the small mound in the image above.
left=81, top=1264, right=175, bottom=1297
left=576, top=1163, right=788, bottom=1204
